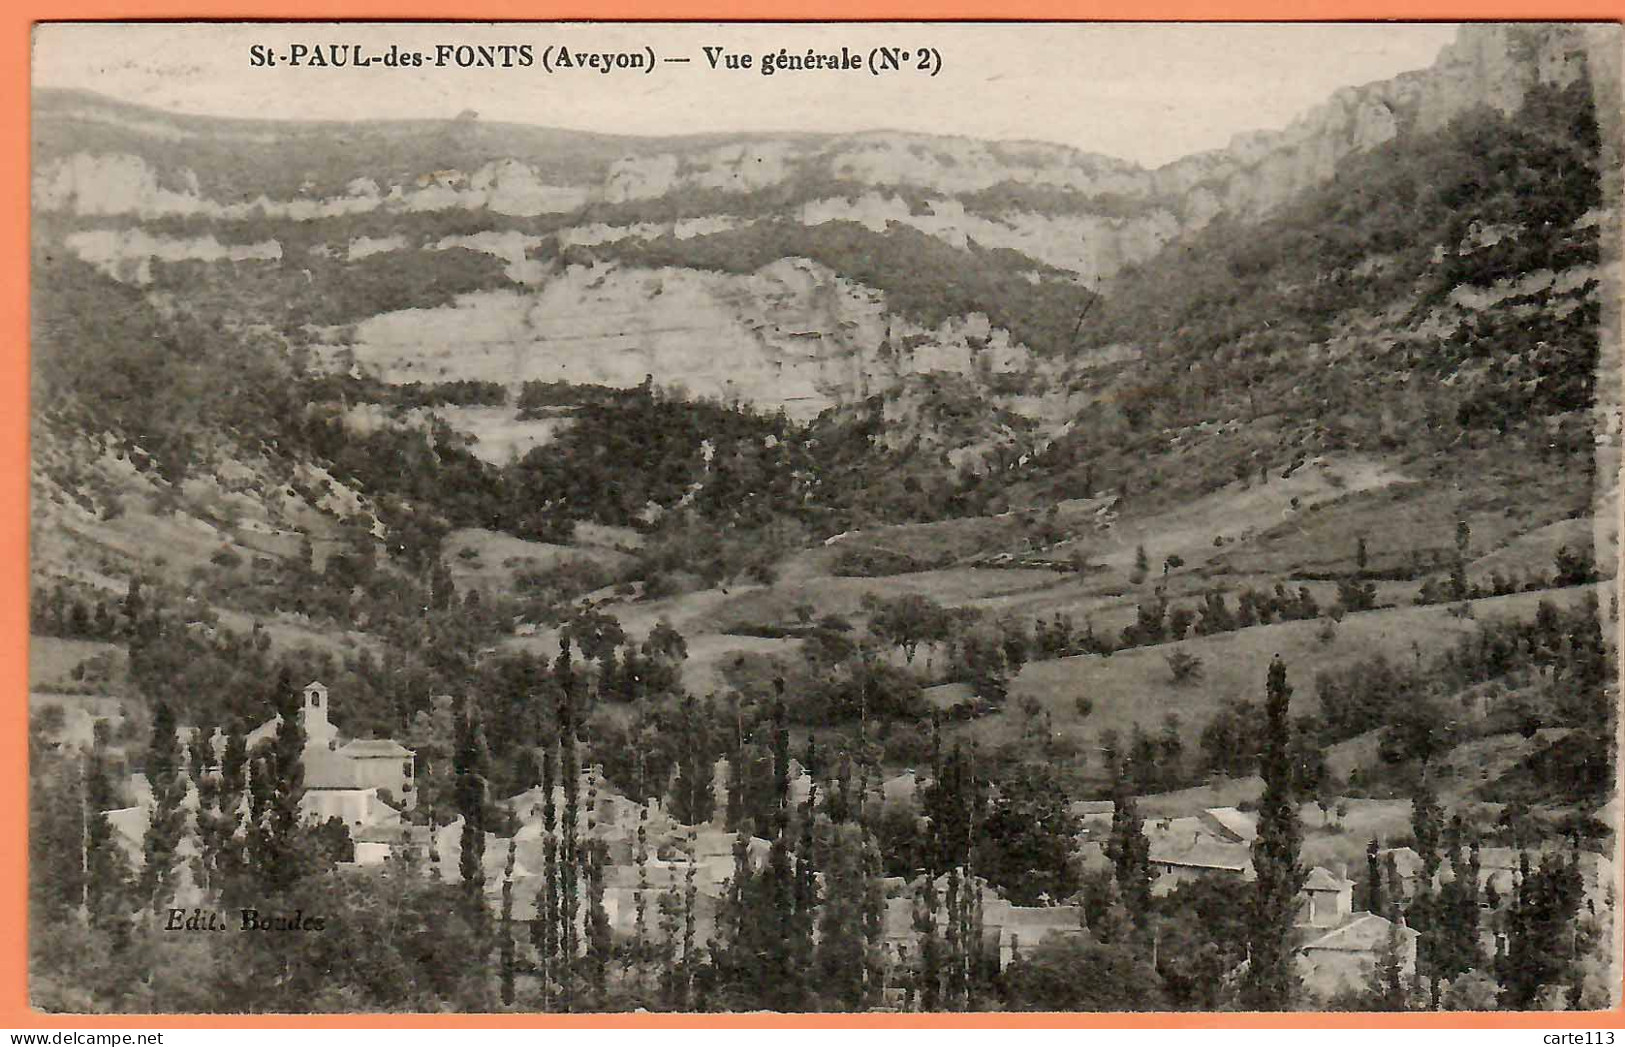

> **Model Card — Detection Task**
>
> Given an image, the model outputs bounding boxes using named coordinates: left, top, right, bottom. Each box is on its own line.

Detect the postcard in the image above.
left=25, top=20, right=1623, bottom=1015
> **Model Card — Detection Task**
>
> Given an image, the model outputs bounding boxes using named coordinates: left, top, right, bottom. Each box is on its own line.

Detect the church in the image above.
left=247, top=680, right=417, bottom=829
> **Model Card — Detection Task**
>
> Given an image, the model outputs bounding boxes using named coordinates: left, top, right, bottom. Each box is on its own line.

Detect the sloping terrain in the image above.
left=27, top=24, right=1618, bottom=823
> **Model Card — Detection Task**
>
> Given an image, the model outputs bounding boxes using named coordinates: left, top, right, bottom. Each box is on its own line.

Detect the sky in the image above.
left=32, top=22, right=1462, bottom=168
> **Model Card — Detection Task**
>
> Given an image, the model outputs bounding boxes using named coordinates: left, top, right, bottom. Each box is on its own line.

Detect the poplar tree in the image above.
left=83, top=723, right=131, bottom=933
left=657, top=863, right=682, bottom=1009
left=681, top=823, right=699, bottom=1007
left=1106, top=769, right=1152, bottom=929
left=1241, top=655, right=1306, bottom=1010
left=1365, top=838, right=1385, bottom=914
left=669, top=695, right=714, bottom=825
left=139, top=701, right=188, bottom=911
left=1412, top=774, right=1444, bottom=885
left=500, top=838, right=517, bottom=1007
left=531, top=739, right=558, bottom=1011
left=632, top=789, right=650, bottom=997
left=584, top=767, right=610, bottom=1000
left=725, top=696, right=745, bottom=832
left=257, top=669, right=307, bottom=894
left=815, top=823, right=867, bottom=1010
left=913, top=871, right=942, bottom=1011
left=454, top=703, right=488, bottom=933
left=556, top=641, right=581, bottom=1012
left=191, top=725, right=231, bottom=897
left=860, top=826, right=887, bottom=1008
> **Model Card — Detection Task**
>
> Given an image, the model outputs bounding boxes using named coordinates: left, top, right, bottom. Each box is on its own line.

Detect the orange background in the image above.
left=4, top=0, right=1624, bottom=1029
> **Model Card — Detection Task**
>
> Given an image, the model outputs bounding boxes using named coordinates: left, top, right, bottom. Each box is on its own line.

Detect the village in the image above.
left=84, top=680, right=1615, bottom=1006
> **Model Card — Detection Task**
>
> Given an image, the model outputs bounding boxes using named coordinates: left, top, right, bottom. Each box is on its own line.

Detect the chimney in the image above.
left=1336, top=862, right=1348, bottom=882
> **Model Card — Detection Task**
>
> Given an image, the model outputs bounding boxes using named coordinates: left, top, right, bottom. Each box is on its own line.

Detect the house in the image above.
left=1200, top=807, right=1259, bottom=844
left=1441, top=846, right=1617, bottom=915
left=1147, top=834, right=1254, bottom=895
left=1296, top=914, right=1418, bottom=999
left=1067, top=800, right=1116, bottom=840
left=501, top=772, right=652, bottom=837
left=1377, top=846, right=1437, bottom=899
left=981, top=898, right=1087, bottom=968
left=881, top=770, right=923, bottom=807
left=1297, top=866, right=1355, bottom=929
left=351, top=821, right=409, bottom=866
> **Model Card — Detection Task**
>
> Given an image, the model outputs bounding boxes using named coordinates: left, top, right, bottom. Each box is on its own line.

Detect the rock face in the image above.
left=347, top=258, right=1030, bottom=421
left=1147, top=23, right=1618, bottom=222
left=30, top=23, right=1617, bottom=419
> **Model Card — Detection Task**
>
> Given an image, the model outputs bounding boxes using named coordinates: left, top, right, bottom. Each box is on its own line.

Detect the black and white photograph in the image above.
left=25, top=20, right=1624, bottom=1014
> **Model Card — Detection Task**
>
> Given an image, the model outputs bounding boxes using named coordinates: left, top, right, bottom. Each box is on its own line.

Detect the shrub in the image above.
left=1165, top=650, right=1204, bottom=685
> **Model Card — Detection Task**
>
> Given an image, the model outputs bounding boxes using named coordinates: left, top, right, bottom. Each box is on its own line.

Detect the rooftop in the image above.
left=1148, top=836, right=1252, bottom=872
left=1303, top=866, right=1353, bottom=891
left=339, top=738, right=415, bottom=758
left=1300, top=913, right=1418, bottom=953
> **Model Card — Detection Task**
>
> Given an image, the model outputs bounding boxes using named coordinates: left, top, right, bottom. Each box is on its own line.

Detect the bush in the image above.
left=830, top=546, right=929, bottom=577
left=1166, top=650, right=1203, bottom=685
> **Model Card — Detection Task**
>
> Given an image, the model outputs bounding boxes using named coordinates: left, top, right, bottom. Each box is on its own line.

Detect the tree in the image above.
left=1364, top=838, right=1386, bottom=915
left=253, top=671, right=308, bottom=895
left=1167, top=606, right=1195, bottom=641
left=499, top=838, right=517, bottom=1007
left=1442, top=969, right=1501, bottom=1011
left=1152, top=877, right=1253, bottom=1010
left=454, top=703, right=489, bottom=932
left=1004, top=936, right=1166, bottom=1011
left=1364, top=919, right=1411, bottom=1011
left=1158, top=714, right=1185, bottom=789
left=1131, top=545, right=1150, bottom=585
left=531, top=742, right=559, bottom=1010
left=194, top=724, right=246, bottom=901
left=1165, top=650, right=1203, bottom=685
left=865, top=593, right=950, bottom=665
left=139, top=701, right=188, bottom=911
left=1498, top=850, right=1584, bottom=1009
left=814, top=822, right=870, bottom=1011
left=643, top=619, right=689, bottom=664
left=555, top=641, right=582, bottom=1011
left=975, top=763, right=1080, bottom=906
left=562, top=607, right=625, bottom=669
left=667, top=695, right=715, bottom=825
left=1105, top=770, right=1153, bottom=929
left=1241, top=656, right=1306, bottom=1010
left=959, top=630, right=1012, bottom=707
left=1411, top=774, right=1444, bottom=885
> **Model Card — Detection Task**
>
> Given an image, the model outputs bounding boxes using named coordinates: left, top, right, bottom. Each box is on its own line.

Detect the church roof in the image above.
left=306, top=748, right=365, bottom=790
left=353, top=821, right=409, bottom=844
left=339, top=738, right=414, bottom=758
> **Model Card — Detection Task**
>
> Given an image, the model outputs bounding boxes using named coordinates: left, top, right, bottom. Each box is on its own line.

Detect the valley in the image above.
left=25, top=21, right=1622, bottom=1015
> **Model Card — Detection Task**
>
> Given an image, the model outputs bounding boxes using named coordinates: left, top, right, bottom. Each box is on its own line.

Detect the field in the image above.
left=930, top=583, right=1607, bottom=759
left=443, top=527, right=636, bottom=594
left=30, top=636, right=124, bottom=691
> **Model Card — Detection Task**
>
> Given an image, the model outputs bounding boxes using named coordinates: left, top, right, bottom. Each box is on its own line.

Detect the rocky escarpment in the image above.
left=339, top=257, right=1035, bottom=421
left=29, top=23, right=1618, bottom=425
